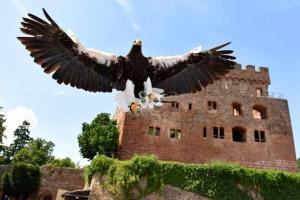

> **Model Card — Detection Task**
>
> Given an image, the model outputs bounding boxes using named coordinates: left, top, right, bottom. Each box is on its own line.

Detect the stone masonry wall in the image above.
left=33, top=166, right=85, bottom=199
left=115, top=65, right=297, bottom=172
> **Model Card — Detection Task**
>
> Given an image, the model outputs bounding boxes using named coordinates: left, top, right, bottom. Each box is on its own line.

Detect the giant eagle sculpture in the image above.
left=18, top=9, right=236, bottom=112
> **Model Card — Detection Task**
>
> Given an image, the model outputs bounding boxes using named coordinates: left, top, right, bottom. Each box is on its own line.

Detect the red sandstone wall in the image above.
left=117, top=65, right=297, bottom=172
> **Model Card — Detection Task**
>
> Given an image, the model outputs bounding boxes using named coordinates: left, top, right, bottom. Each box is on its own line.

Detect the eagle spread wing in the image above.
left=19, top=9, right=236, bottom=98
left=18, top=9, right=126, bottom=92
left=148, top=43, right=236, bottom=95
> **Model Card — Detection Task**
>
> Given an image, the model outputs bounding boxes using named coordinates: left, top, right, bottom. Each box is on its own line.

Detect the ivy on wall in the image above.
left=86, top=155, right=300, bottom=200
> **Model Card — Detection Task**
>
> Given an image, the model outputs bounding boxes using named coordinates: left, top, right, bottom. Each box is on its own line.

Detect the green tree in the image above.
left=10, top=121, right=33, bottom=156
left=0, top=106, right=7, bottom=163
left=297, top=158, right=300, bottom=170
left=48, top=157, right=76, bottom=168
left=0, top=106, right=5, bottom=144
left=11, top=163, right=41, bottom=199
left=12, top=138, right=54, bottom=166
left=78, top=113, right=119, bottom=160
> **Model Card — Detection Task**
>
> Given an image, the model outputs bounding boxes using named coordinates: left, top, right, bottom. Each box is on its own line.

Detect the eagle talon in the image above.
left=129, top=102, right=141, bottom=113
left=148, top=93, right=157, bottom=103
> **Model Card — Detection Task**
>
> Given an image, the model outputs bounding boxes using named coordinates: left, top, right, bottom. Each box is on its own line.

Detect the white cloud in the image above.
left=115, top=0, right=140, bottom=32
left=52, top=89, right=66, bottom=96
left=3, top=106, right=38, bottom=145
left=11, top=0, right=27, bottom=15
left=115, top=0, right=131, bottom=12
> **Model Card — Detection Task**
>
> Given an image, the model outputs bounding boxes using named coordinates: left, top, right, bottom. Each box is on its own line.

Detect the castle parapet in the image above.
left=224, top=64, right=270, bottom=84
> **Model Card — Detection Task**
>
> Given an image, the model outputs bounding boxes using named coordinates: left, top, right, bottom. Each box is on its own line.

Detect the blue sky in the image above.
left=0, top=0, right=299, bottom=165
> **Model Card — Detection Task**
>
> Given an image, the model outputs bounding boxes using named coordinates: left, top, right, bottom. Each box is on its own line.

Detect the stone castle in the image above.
left=115, top=64, right=297, bottom=172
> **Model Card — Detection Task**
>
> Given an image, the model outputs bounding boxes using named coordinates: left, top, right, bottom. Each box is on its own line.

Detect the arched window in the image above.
left=252, top=104, right=268, bottom=119
left=232, top=126, right=247, bottom=142
left=232, top=102, right=243, bottom=116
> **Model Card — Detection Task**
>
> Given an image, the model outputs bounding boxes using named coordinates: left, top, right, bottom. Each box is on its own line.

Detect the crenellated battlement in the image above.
left=224, top=64, right=270, bottom=84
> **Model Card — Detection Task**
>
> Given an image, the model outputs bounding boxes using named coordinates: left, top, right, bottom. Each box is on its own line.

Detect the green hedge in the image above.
left=86, top=155, right=300, bottom=200
left=1, top=163, right=41, bottom=198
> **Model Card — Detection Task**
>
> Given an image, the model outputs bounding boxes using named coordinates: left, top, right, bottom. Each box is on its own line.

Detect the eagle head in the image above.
left=133, top=39, right=142, bottom=46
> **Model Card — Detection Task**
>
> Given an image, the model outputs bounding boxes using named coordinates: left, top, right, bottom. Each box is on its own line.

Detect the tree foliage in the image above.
left=0, top=106, right=5, bottom=144
left=48, top=157, right=75, bottom=168
left=297, top=158, right=300, bottom=170
left=1, top=163, right=41, bottom=198
left=78, top=113, right=119, bottom=160
left=10, top=121, right=33, bottom=157
left=12, top=138, right=54, bottom=166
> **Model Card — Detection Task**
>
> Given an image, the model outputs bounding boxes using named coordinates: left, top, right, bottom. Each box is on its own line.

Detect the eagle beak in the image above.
left=134, top=40, right=142, bottom=46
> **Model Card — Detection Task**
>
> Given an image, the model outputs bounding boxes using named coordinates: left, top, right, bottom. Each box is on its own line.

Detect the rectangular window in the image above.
left=256, top=88, right=262, bottom=97
left=213, top=127, right=218, bottom=138
left=155, top=127, right=160, bottom=136
left=260, top=131, right=265, bottom=142
left=170, top=129, right=181, bottom=139
left=213, top=127, right=225, bottom=139
left=171, top=102, right=179, bottom=109
left=203, top=127, right=207, bottom=138
left=148, top=126, right=160, bottom=136
left=208, top=101, right=217, bottom=112
left=254, top=130, right=266, bottom=142
left=220, top=127, right=224, bottom=139
left=189, top=103, right=192, bottom=110
left=254, top=130, right=259, bottom=142
left=176, top=103, right=179, bottom=108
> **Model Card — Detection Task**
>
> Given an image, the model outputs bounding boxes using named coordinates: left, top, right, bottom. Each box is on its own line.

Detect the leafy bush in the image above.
left=48, top=157, right=76, bottom=168
left=86, top=155, right=300, bottom=200
left=1, top=163, right=41, bottom=198
left=1, top=172, right=15, bottom=196
left=86, top=155, right=162, bottom=199
left=11, top=163, right=41, bottom=198
left=161, top=161, right=300, bottom=200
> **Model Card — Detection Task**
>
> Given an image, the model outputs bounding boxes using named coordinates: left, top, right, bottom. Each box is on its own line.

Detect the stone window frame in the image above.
left=208, top=101, right=217, bottom=113
left=172, top=102, right=179, bottom=109
left=169, top=128, right=181, bottom=139
left=254, top=130, right=266, bottom=142
left=213, top=126, right=224, bottom=139
left=147, top=126, right=160, bottom=136
left=256, top=88, right=263, bottom=97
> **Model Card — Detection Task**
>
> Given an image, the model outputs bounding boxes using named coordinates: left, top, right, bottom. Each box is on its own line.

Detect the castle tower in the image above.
left=115, top=64, right=297, bottom=171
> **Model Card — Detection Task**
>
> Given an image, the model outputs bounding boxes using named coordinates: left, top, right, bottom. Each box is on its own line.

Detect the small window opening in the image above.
left=232, top=102, right=243, bottom=116
left=254, top=130, right=266, bottom=142
left=170, top=129, right=181, bottom=139
left=172, top=102, right=175, bottom=107
left=213, top=127, right=224, bottom=139
left=148, top=126, right=160, bottom=136
left=208, top=101, right=217, bottom=112
left=232, top=126, right=247, bottom=142
left=171, top=102, right=179, bottom=109
left=203, top=127, right=207, bottom=138
left=189, top=103, right=192, bottom=110
left=253, top=104, right=267, bottom=119
left=256, top=88, right=263, bottom=97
